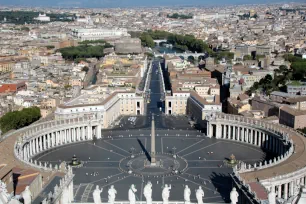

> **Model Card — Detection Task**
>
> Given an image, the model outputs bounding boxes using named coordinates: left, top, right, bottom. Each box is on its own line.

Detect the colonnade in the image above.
left=19, top=124, right=102, bottom=162
left=210, top=124, right=287, bottom=155
left=271, top=177, right=306, bottom=200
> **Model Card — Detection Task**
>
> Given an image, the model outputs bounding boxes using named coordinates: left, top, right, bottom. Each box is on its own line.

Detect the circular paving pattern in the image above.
left=119, top=153, right=188, bottom=177
left=34, top=128, right=267, bottom=203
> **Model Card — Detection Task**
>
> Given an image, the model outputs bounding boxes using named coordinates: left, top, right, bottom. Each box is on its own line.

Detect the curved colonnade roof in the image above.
left=240, top=126, right=306, bottom=182
left=0, top=129, right=61, bottom=185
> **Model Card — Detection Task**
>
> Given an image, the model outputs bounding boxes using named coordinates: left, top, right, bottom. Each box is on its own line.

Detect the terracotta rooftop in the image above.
left=248, top=182, right=268, bottom=200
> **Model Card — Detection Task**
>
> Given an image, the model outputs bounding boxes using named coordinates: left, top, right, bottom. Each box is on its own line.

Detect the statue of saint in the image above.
left=162, top=184, right=171, bottom=204
left=143, top=181, right=152, bottom=204
left=21, top=186, right=32, bottom=204
left=230, top=187, right=239, bottom=204
left=108, top=185, right=117, bottom=204
left=184, top=185, right=191, bottom=204
left=268, top=187, right=276, bottom=204
left=61, top=187, right=69, bottom=203
left=93, top=185, right=103, bottom=204
left=129, top=184, right=137, bottom=204
left=0, top=180, right=10, bottom=203
left=196, top=186, right=204, bottom=204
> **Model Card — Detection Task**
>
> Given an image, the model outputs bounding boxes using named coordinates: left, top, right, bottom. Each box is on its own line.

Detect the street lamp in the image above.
left=130, top=147, right=135, bottom=158
left=172, top=147, right=177, bottom=158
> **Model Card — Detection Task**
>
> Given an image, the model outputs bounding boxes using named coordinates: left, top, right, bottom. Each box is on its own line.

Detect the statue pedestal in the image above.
left=144, top=160, right=161, bottom=167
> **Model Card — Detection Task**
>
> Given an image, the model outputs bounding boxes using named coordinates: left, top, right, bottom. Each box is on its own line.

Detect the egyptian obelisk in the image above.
left=151, top=114, right=156, bottom=165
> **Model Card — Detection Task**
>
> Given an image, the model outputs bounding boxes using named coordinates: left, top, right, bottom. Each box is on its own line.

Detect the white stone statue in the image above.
left=162, top=184, right=171, bottom=204
left=196, top=186, right=204, bottom=204
left=129, top=184, right=137, bottom=204
left=0, top=180, right=10, bottom=203
left=93, top=185, right=103, bottom=204
left=21, top=186, right=32, bottom=204
left=143, top=182, right=152, bottom=204
left=61, top=187, right=69, bottom=204
left=268, top=188, right=276, bottom=204
left=108, top=185, right=117, bottom=204
left=184, top=185, right=191, bottom=204
left=230, top=187, right=239, bottom=204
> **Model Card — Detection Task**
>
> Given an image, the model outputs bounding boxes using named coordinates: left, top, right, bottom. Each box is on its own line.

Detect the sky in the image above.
left=0, top=0, right=304, bottom=8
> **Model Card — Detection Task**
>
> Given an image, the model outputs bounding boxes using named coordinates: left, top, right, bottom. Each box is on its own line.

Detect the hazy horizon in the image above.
left=0, top=0, right=305, bottom=8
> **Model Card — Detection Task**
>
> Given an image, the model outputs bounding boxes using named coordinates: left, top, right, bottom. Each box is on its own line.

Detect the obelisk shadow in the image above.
left=137, top=138, right=151, bottom=162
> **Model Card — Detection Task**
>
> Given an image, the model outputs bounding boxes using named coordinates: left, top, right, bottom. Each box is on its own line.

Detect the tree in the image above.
left=243, top=55, right=252, bottom=61
left=57, top=44, right=110, bottom=60
left=46, top=45, right=55, bottom=49
left=20, top=26, right=30, bottom=31
left=140, top=33, right=155, bottom=48
left=82, top=66, right=89, bottom=73
left=64, top=84, right=72, bottom=90
left=0, top=107, right=41, bottom=133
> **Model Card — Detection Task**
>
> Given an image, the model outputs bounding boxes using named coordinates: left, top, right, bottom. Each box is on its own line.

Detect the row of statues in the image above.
left=93, top=183, right=206, bottom=204
left=93, top=183, right=240, bottom=204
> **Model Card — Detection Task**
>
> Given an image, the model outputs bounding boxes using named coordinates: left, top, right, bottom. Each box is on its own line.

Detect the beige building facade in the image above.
left=55, top=92, right=145, bottom=128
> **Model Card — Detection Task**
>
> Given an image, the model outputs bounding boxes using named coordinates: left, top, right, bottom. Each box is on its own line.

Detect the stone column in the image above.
left=27, top=143, right=31, bottom=159
left=23, top=146, right=27, bottom=160
left=254, top=131, right=257, bottom=146
left=52, top=132, right=55, bottom=147
left=216, top=124, right=221, bottom=138
left=290, top=181, right=294, bottom=197
left=75, top=127, right=78, bottom=141
left=54, top=132, right=57, bottom=145
left=63, top=130, right=67, bottom=144
left=43, top=135, right=46, bottom=150
left=222, top=125, right=226, bottom=139
left=59, top=131, right=62, bottom=145
left=72, top=128, right=75, bottom=142
left=237, top=126, right=240, bottom=141
left=35, top=138, right=38, bottom=154
left=234, top=126, right=237, bottom=140
left=74, top=128, right=77, bottom=141
left=241, top=127, right=245, bottom=142
left=78, top=127, right=82, bottom=140
left=284, top=183, right=288, bottom=199
left=58, top=131, right=61, bottom=145
left=67, top=129, right=71, bottom=143
left=249, top=129, right=253, bottom=144
left=87, top=126, right=92, bottom=140
left=97, top=125, right=101, bottom=139
left=229, top=125, right=231, bottom=139
left=47, top=134, right=50, bottom=149
left=82, top=126, right=86, bottom=140
left=37, top=137, right=41, bottom=152
left=227, top=125, right=230, bottom=139
left=29, top=140, right=33, bottom=156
